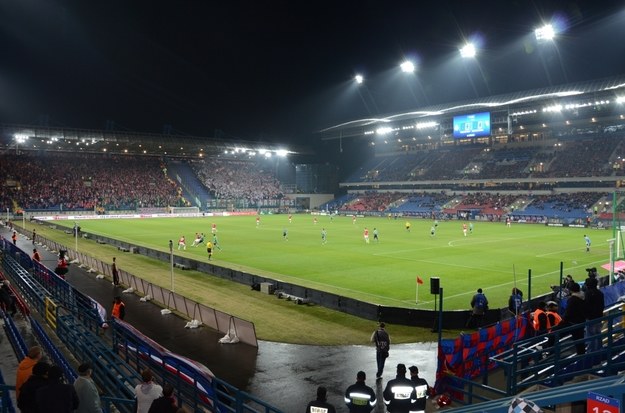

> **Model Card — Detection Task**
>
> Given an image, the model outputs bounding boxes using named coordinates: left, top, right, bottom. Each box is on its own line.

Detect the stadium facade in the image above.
left=319, top=75, right=625, bottom=193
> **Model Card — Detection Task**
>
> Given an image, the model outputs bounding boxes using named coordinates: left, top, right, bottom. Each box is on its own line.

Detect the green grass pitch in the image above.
left=65, top=215, right=612, bottom=311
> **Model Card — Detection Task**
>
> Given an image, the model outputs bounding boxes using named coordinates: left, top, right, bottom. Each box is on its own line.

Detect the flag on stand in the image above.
left=416, top=276, right=423, bottom=304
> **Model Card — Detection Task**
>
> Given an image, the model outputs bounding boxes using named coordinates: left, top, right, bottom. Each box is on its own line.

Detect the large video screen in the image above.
left=453, top=112, right=491, bottom=139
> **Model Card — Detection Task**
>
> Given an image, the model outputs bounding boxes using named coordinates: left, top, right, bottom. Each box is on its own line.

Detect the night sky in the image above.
left=0, top=0, right=624, bottom=145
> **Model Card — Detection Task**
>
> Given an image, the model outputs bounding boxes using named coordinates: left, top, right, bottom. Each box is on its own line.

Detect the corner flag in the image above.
left=417, top=276, right=424, bottom=285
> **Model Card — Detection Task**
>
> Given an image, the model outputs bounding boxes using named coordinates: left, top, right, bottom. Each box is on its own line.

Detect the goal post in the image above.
left=168, top=206, right=200, bottom=214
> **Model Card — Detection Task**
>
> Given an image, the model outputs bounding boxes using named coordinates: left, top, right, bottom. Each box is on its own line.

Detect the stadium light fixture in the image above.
left=276, top=149, right=288, bottom=157
left=460, top=43, right=476, bottom=58
left=535, top=24, right=555, bottom=41
left=617, top=96, right=625, bottom=104
left=400, top=60, right=415, bottom=73
left=355, top=74, right=364, bottom=84
left=14, top=134, right=28, bottom=143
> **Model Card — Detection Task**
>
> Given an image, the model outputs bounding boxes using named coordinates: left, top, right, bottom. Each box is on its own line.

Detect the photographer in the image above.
left=583, top=267, right=600, bottom=292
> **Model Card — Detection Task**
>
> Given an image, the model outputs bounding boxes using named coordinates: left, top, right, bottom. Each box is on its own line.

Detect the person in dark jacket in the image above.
left=0, top=280, right=16, bottom=316
left=148, top=383, right=177, bottom=413
left=17, top=362, right=50, bottom=413
left=305, top=386, right=336, bottom=413
left=508, top=288, right=523, bottom=316
left=35, top=365, right=79, bottom=413
left=548, top=283, right=586, bottom=355
left=344, top=371, right=376, bottom=412
left=383, top=364, right=415, bottom=413
left=408, top=365, right=429, bottom=413
left=584, top=277, right=605, bottom=353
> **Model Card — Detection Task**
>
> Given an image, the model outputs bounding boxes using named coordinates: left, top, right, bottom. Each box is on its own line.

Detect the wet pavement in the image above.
left=1, top=226, right=437, bottom=412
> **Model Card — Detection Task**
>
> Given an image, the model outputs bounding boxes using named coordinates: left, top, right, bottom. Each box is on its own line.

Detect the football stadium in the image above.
left=2, top=2, right=625, bottom=413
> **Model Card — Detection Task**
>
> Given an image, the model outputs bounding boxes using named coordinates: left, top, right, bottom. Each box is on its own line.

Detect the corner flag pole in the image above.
left=416, top=276, right=419, bottom=304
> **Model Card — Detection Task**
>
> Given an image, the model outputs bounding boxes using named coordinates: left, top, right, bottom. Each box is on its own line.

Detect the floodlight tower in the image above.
left=353, top=74, right=380, bottom=116
left=459, top=42, right=482, bottom=98
left=534, top=23, right=567, bottom=85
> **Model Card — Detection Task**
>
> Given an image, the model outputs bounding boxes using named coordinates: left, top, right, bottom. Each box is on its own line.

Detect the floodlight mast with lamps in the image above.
left=400, top=60, right=415, bottom=73
left=535, top=24, right=555, bottom=41
left=460, top=43, right=476, bottom=58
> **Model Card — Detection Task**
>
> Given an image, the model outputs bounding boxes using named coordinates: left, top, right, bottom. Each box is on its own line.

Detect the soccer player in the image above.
left=430, top=226, right=436, bottom=237
left=405, top=221, right=411, bottom=232
left=469, top=222, right=474, bottom=234
left=211, top=223, right=217, bottom=234
left=212, top=234, right=222, bottom=251
left=256, top=216, right=260, bottom=227
left=373, top=228, right=379, bottom=242
left=584, top=235, right=591, bottom=252
left=206, top=241, right=213, bottom=260
left=321, top=228, right=327, bottom=245
left=288, top=214, right=292, bottom=224
left=191, top=232, right=205, bottom=247
left=506, top=217, right=511, bottom=227
left=462, top=223, right=468, bottom=237
left=352, top=215, right=356, bottom=225
left=177, top=235, right=186, bottom=250
left=313, top=217, right=318, bottom=225
left=283, top=228, right=289, bottom=241
left=363, top=227, right=370, bottom=244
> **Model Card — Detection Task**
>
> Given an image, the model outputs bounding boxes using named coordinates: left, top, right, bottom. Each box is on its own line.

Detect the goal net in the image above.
left=168, top=206, right=200, bottom=214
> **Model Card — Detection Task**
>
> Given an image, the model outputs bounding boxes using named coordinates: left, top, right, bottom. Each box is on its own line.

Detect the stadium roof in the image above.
left=318, top=75, right=625, bottom=139
left=0, top=123, right=307, bottom=159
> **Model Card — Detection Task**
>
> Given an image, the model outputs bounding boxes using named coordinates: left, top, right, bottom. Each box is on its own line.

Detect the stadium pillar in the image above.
left=437, top=288, right=443, bottom=346
left=169, top=240, right=174, bottom=292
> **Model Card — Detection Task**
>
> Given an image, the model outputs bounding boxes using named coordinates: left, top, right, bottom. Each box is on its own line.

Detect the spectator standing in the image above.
left=16, top=345, right=43, bottom=399
left=32, top=248, right=41, bottom=262
left=148, top=383, right=177, bottom=413
left=112, top=257, right=120, bottom=286
left=55, top=250, right=69, bottom=277
left=135, top=369, right=163, bottom=413
left=532, top=301, right=550, bottom=336
left=584, top=278, right=605, bottom=353
left=466, top=288, right=488, bottom=328
left=17, top=361, right=50, bottom=413
left=408, top=365, right=429, bottom=413
left=305, top=386, right=336, bottom=413
left=382, top=364, right=415, bottom=413
left=0, top=280, right=17, bottom=316
left=546, top=301, right=562, bottom=331
left=508, top=288, right=523, bottom=316
left=371, top=322, right=390, bottom=380
left=344, top=371, right=376, bottom=412
left=35, top=365, right=79, bottom=413
left=549, top=283, right=586, bottom=355
left=11, top=230, right=17, bottom=245
left=32, top=228, right=36, bottom=244
left=111, top=296, right=126, bottom=320
left=74, top=363, right=102, bottom=413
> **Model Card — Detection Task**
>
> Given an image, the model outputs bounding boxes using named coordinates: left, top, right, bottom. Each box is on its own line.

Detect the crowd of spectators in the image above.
left=0, top=153, right=182, bottom=211
left=456, top=193, right=518, bottom=210
left=348, top=135, right=623, bottom=184
left=340, top=191, right=402, bottom=212
left=193, top=158, right=283, bottom=204
left=525, top=193, right=603, bottom=214
left=533, top=137, right=619, bottom=178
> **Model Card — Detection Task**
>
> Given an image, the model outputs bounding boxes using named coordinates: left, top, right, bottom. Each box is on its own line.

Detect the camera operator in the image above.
left=54, top=250, right=69, bottom=278
left=583, top=267, right=600, bottom=292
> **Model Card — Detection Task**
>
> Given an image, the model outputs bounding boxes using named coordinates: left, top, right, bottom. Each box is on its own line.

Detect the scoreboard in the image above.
left=453, top=112, right=491, bottom=139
